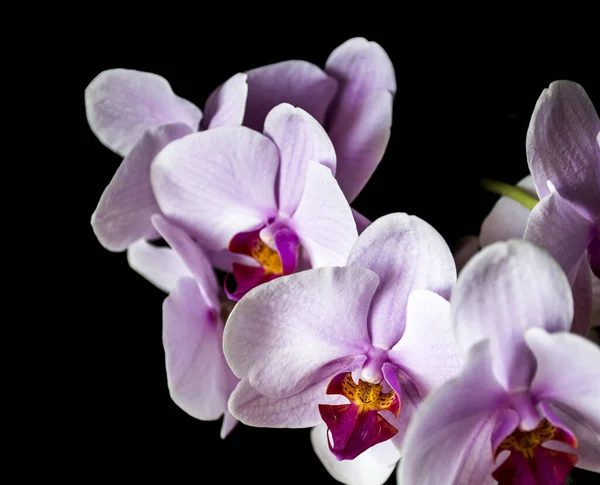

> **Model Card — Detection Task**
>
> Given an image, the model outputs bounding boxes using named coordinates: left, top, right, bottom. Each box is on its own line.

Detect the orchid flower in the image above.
left=86, top=37, right=394, bottom=251
left=479, top=174, right=600, bottom=336
left=524, top=81, right=599, bottom=281
left=222, top=213, right=462, bottom=472
left=399, top=240, right=600, bottom=485
left=87, top=69, right=247, bottom=251
left=127, top=215, right=239, bottom=438
left=458, top=81, right=600, bottom=335
left=150, top=103, right=357, bottom=300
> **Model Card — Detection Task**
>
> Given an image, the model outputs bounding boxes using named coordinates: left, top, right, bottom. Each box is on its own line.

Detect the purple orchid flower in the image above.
left=150, top=103, right=357, bottom=300
left=222, top=213, right=463, bottom=464
left=86, top=37, right=394, bottom=252
left=479, top=174, right=600, bottom=336
left=87, top=69, right=247, bottom=251
left=399, top=240, right=600, bottom=485
left=127, top=214, right=239, bottom=438
left=524, top=81, right=599, bottom=279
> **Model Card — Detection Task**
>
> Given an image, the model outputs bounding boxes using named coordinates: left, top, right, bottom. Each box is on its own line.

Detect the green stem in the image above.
left=481, top=179, right=539, bottom=210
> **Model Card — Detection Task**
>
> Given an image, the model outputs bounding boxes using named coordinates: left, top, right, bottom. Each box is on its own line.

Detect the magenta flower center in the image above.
left=492, top=419, right=578, bottom=485
left=225, top=225, right=299, bottom=300
left=318, top=372, right=400, bottom=461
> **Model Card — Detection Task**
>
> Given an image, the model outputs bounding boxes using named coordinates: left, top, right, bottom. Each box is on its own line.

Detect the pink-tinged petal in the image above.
left=127, top=239, right=191, bottom=293
left=348, top=213, right=456, bottom=349
left=219, top=410, right=238, bottom=439
left=526, top=80, right=600, bottom=218
left=223, top=266, right=377, bottom=398
left=325, top=38, right=395, bottom=202
left=85, top=69, right=202, bottom=156
left=151, top=214, right=219, bottom=309
left=526, top=328, right=600, bottom=433
left=352, top=208, right=371, bottom=235
left=453, top=235, right=480, bottom=273
left=291, top=163, right=358, bottom=268
left=244, top=60, right=338, bottom=132
left=452, top=240, right=573, bottom=391
left=230, top=378, right=321, bottom=427
left=480, top=175, right=536, bottom=248
left=311, top=423, right=399, bottom=485
left=325, top=37, right=396, bottom=96
left=228, top=357, right=365, bottom=428
left=571, top=256, right=593, bottom=337
left=385, top=368, right=420, bottom=451
left=541, top=401, right=600, bottom=473
left=151, top=127, right=279, bottom=250
left=91, top=123, right=192, bottom=251
left=328, top=90, right=393, bottom=203
left=205, top=248, right=254, bottom=273
left=389, top=290, right=463, bottom=397
left=524, top=190, right=593, bottom=276
left=203, top=73, right=248, bottom=129
left=398, top=341, right=508, bottom=485
left=163, top=278, right=238, bottom=421
left=263, top=104, right=337, bottom=216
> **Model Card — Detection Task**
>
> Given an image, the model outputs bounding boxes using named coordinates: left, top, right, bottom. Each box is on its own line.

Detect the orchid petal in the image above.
left=452, top=240, right=573, bottom=391
left=151, top=127, right=279, bottom=249
left=263, top=104, right=336, bottom=215
left=151, top=214, right=219, bottom=309
left=203, top=73, right=248, bottom=129
left=219, top=410, right=238, bottom=439
left=385, top=367, right=421, bottom=450
left=85, top=69, right=202, bottom=156
left=228, top=377, right=348, bottom=428
left=390, top=290, right=463, bottom=397
left=541, top=401, right=600, bottom=473
left=348, top=213, right=456, bottom=349
left=163, top=278, right=238, bottom=421
left=223, top=266, right=377, bottom=398
left=524, top=190, right=593, bottom=276
left=311, top=423, right=399, bottom=485
left=126, top=239, right=191, bottom=293
left=91, top=123, right=192, bottom=251
left=291, top=163, right=358, bottom=268
left=571, top=257, right=594, bottom=337
left=205, top=248, right=255, bottom=273
left=526, top=80, right=600, bottom=218
left=526, top=328, right=600, bottom=433
left=398, top=341, right=508, bottom=485
left=479, top=175, right=536, bottom=247
left=244, top=60, right=338, bottom=132
left=325, top=38, right=395, bottom=202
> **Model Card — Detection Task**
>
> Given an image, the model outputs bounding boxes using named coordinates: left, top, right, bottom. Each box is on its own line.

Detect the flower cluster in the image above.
left=86, top=37, right=599, bottom=485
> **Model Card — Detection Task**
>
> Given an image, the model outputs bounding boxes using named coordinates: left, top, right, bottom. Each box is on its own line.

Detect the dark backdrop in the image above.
left=81, top=26, right=598, bottom=484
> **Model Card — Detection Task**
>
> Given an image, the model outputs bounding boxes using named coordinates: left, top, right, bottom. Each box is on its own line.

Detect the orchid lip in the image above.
left=492, top=418, right=579, bottom=485
left=225, top=225, right=300, bottom=300
left=319, top=371, right=400, bottom=461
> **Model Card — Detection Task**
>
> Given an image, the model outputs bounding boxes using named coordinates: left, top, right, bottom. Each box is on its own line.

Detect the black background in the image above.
left=79, top=23, right=599, bottom=484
